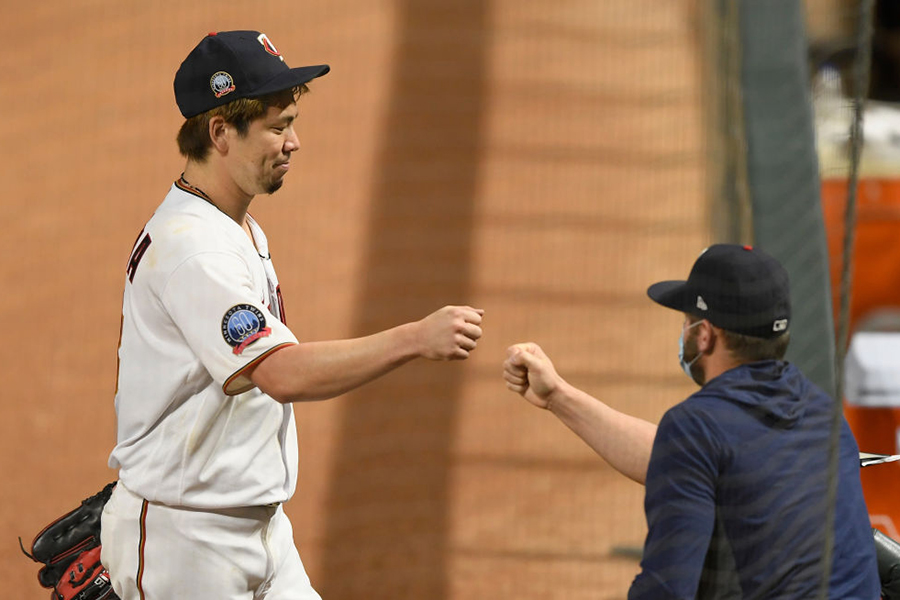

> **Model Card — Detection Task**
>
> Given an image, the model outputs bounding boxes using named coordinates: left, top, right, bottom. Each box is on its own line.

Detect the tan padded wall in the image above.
left=2, top=1, right=707, bottom=597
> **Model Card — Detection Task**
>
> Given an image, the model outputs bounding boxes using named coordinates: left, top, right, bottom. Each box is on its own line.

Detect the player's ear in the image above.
left=697, top=320, right=716, bottom=354
left=208, top=116, right=229, bottom=154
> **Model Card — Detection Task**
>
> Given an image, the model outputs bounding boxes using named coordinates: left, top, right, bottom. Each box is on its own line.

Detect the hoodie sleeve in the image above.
left=629, top=403, right=722, bottom=600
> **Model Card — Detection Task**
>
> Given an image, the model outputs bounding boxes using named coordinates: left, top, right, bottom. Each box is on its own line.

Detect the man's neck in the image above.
left=181, top=162, right=252, bottom=226
left=700, top=349, right=743, bottom=386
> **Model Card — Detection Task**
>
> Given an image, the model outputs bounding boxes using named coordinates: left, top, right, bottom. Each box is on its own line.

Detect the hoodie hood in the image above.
left=694, top=360, right=809, bottom=426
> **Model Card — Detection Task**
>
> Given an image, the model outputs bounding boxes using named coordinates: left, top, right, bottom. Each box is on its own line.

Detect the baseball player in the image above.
left=100, top=30, right=484, bottom=599
left=504, top=244, right=879, bottom=598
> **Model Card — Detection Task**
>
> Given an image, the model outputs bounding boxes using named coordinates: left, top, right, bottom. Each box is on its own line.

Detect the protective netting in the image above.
left=3, top=1, right=889, bottom=598
left=811, top=2, right=900, bottom=598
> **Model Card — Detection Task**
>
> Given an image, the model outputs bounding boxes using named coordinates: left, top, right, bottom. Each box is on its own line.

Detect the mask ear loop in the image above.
left=679, top=320, right=704, bottom=378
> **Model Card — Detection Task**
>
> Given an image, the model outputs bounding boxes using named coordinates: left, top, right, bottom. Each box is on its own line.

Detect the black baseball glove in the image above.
left=20, top=481, right=120, bottom=600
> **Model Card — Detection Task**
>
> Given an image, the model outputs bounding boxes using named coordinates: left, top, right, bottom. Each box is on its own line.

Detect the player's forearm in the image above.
left=547, top=381, right=656, bottom=484
left=250, top=323, right=421, bottom=403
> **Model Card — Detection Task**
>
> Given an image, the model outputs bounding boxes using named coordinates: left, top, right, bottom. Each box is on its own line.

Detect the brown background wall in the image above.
left=2, top=1, right=710, bottom=597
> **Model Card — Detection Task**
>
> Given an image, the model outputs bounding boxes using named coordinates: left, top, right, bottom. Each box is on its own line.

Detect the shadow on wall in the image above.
left=318, top=1, right=488, bottom=598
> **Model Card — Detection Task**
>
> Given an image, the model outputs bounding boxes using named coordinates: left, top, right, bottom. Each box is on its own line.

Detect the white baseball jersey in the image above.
left=108, top=179, right=300, bottom=508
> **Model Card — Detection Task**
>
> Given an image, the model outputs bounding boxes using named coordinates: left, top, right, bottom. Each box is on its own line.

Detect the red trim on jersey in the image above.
left=114, top=315, right=124, bottom=396
left=174, top=176, right=212, bottom=202
left=276, top=285, right=287, bottom=325
left=233, top=327, right=272, bottom=355
left=223, top=342, right=296, bottom=396
left=137, top=499, right=149, bottom=600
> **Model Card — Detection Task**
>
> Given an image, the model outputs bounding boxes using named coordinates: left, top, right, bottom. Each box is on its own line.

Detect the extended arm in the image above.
left=250, top=305, right=483, bottom=403
left=503, top=343, right=656, bottom=484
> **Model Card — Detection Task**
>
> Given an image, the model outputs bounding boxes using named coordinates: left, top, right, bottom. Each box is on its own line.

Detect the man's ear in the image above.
left=208, top=116, right=229, bottom=154
left=697, top=320, right=717, bottom=354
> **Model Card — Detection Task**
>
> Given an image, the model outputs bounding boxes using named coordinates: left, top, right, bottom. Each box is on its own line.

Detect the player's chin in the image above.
left=265, top=177, right=286, bottom=195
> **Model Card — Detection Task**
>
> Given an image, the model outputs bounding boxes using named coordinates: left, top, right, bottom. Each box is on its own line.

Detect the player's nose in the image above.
left=284, top=126, right=300, bottom=153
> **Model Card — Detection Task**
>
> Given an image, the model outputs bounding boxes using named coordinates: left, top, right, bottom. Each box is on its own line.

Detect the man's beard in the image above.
left=683, top=328, right=705, bottom=385
left=265, top=177, right=285, bottom=195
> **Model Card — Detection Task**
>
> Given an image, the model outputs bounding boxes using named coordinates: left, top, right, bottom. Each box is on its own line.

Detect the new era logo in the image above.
left=696, top=296, right=708, bottom=311
left=773, top=319, right=788, bottom=332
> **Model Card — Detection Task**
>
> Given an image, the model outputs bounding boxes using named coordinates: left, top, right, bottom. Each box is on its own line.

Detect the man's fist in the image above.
left=416, top=305, right=484, bottom=360
left=503, top=343, right=562, bottom=409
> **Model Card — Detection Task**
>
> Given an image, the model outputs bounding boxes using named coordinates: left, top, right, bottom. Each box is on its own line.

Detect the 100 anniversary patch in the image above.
left=222, top=304, right=271, bottom=355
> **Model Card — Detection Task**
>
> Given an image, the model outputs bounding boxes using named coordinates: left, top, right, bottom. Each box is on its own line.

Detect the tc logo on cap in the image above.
left=257, top=33, right=284, bottom=62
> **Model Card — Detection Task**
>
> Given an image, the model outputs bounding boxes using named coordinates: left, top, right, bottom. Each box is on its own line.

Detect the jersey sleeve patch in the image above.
left=221, top=304, right=272, bottom=355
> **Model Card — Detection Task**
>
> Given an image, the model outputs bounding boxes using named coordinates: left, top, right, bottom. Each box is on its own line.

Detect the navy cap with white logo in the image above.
left=647, top=244, right=791, bottom=339
left=174, top=30, right=330, bottom=118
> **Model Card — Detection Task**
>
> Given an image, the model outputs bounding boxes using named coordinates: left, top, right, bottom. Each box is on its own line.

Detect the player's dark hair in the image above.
left=688, top=315, right=790, bottom=362
left=176, top=84, right=308, bottom=161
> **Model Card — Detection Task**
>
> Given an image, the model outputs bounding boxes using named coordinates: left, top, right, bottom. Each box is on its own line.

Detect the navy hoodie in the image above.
left=629, top=361, right=879, bottom=599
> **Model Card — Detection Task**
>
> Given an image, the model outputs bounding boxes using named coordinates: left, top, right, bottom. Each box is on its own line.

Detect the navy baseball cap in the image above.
left=174, top=30, right=330, bottom=118
left=647, top=244, right=791, bottom=339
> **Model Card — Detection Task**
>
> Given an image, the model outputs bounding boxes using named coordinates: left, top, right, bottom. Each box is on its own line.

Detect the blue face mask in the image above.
left=678, top=320, right=703, bottom=379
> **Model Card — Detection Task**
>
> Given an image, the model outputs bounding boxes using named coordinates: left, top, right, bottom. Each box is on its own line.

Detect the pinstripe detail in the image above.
left=137, top=499, right=149, bottom=600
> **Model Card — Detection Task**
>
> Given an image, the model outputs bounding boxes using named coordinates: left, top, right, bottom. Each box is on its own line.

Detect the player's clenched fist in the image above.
left=503, top=343, right=563, bottom=409
left=416, top=305, right=484, bottom=360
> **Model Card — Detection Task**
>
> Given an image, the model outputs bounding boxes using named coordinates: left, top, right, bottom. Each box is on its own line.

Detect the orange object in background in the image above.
left=821, top=177, right=900, bottom=334
left=822, top=176, right=900, bottom=538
